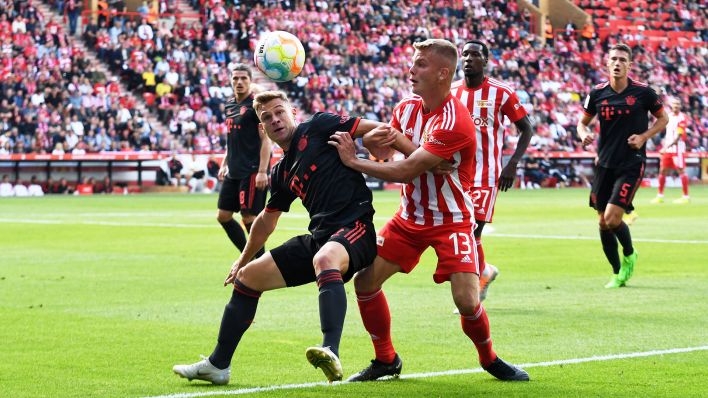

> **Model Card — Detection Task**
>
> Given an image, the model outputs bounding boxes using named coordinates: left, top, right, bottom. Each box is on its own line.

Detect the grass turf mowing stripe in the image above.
left=3, top=218, right=707, bottom=244
left=143, top=345, right=708, bottom=398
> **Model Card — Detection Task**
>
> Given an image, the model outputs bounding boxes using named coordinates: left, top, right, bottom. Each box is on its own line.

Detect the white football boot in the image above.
left=173, top=355, right=230, bottom=385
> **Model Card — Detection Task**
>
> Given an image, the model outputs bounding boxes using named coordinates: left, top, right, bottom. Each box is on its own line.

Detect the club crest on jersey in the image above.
left=476, top=100, right=493, bottom=108
left=376, top=236, right=385, bottom=246
left=298, top=136, right=308, bottom=151
left=339, top=115, right=350, bottom=124
left=626, top=95, right=636, bottom=106
left=240, top=106, right=247, bottom=115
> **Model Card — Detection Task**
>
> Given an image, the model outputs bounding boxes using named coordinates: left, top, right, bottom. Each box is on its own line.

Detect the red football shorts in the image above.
left=660, top=152, right=685, bottom=170
left=376, top=216, right=480, bottom=283
left=469, top=186, right=498, bottom=223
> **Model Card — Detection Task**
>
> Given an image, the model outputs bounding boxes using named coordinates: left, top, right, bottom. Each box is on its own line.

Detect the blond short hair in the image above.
left=413, top=39, right=458, bottom=72
left=253, top=90, right=290, bottom=114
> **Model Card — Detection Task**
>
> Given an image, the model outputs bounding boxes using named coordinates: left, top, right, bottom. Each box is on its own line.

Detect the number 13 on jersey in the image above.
left=449, top=232, right=474, bottom=255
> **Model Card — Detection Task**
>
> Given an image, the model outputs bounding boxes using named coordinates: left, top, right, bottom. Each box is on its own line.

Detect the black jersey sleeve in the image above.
left=310, top=112, right=361, bottom=138
left=645, top=87, right=664, bottom=116
left=265, top=162, right=296, bottom=213
left=582, top=89, right=597, bottom=117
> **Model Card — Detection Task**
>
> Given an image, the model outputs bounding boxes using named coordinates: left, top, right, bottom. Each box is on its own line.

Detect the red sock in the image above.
left=680, top=173, right=689, bottom=196
left=476, top=240, right=486, bottom=275
left=658, top=174, right=666, bottom=195
left=356, top=290, right=396, bottom=363
left=460, top=304, right=497, bottom=367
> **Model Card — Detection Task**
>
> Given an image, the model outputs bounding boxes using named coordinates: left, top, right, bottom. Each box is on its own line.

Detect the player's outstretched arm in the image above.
left=329, top=131, right=442, bottom=183
left=224, top=210, right=280, bottom=286
left=499, top=116, right=535, bottom=192
left=628, top=109, right=669, bottom=150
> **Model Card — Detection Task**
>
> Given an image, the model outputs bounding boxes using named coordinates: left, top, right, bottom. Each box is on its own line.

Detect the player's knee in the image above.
left=603, top=213, right=621, bottom=229
left=453, top=292, right=480, bottom=316
left=217, top=210, right=233, bottom=224
left=598, top=217, right=609, bottom=229
left=312, top=251, right=341, bottom=275
left=241, top=213, right=255, bottom=225
left=352, top=267, right=377, bottom=292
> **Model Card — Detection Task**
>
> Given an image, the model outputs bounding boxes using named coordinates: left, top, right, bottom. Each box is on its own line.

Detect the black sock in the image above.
left=316, top=269, right=346, bottom=358
left=599, top=228, right=621, bottom=274
left=220, top=219, right=247, bottom=252
left=612, top=222, right=634, bottom=257
left=209, top=279, right=261, bottom=369
left=244, top=221, right=265, bottom=258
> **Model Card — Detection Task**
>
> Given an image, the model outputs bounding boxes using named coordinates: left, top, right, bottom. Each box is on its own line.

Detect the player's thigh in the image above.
left=353, top=255, right=404, bottom=292
left=589, top=166, right=614, bottom=212
left=608, top=163, right=645, bottom=213
left=469, top=187, right=498, bottom=224
left=431, top=223, right=479, bottom=284
left=218, top=177, right=242, bottom=213
left=236, top=252, right=286, bottom=292
left=326, top=218, right=378, bottom=282
left=376, top=217, right=427, bottom=275
left=239, top=173, right=267, bottom=217
left=269, top=234, right=318, bottom=287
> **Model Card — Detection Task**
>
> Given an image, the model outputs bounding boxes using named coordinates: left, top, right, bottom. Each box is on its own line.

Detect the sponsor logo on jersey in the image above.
left=472, top=117, right=489, bottom=126
left=476, top=100, right=493, bottom=108
left=404, top=128, right=414, bottom=136
left=339, top=115, right=350, bottom=124
left=461, top=255, right=473, bottom=263
left=514, top=103, right=521, bottom=110
left=376, top=236, right=385, bottom=246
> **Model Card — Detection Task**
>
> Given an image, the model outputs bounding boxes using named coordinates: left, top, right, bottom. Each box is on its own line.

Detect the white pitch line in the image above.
left=486, top=233, right=708, bottom=245
left=142, top=346, right=708, bottom=398
left=1, top=218, right=707, bottom=244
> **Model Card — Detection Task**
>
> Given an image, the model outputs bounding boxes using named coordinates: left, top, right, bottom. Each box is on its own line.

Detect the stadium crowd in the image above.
left=0, top=0, right=706, bottom=160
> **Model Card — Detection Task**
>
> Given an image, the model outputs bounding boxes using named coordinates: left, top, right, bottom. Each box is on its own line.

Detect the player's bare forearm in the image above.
left=391, top=131, right=417, bottom=157
left=510, top=116, right=534, bottom=163
left=498, top=117, right=535, bottom=191
left=578, top=114, right=596, bottom=146
left=628, top=110, right=669, bottom=150
left=352, top=118, right=386, bottom=138
left=256, top=131, right=272, bottom=189
left=225, top=211, right=278, bottom=285
left=330, top=131, right=441, bottom=182
left=643, top=109, right=669, bottom=140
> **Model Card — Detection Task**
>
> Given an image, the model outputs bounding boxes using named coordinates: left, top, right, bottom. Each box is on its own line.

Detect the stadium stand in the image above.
left=0, top=0, right=705, bottom=192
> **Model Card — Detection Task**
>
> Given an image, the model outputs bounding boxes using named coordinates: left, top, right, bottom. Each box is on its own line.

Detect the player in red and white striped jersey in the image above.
left=652, top=98, right=690, bottom=204
left=451, top=40, right=534, bottom=300
left=330, top=39, right=528, bottom=382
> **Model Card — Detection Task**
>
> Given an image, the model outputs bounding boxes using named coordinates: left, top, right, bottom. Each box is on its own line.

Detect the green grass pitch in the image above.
left=1, top=186, right=706, bottom=397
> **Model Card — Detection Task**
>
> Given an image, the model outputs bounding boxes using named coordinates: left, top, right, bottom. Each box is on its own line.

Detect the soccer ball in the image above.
left=254, top=31, right=306, bottom=82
